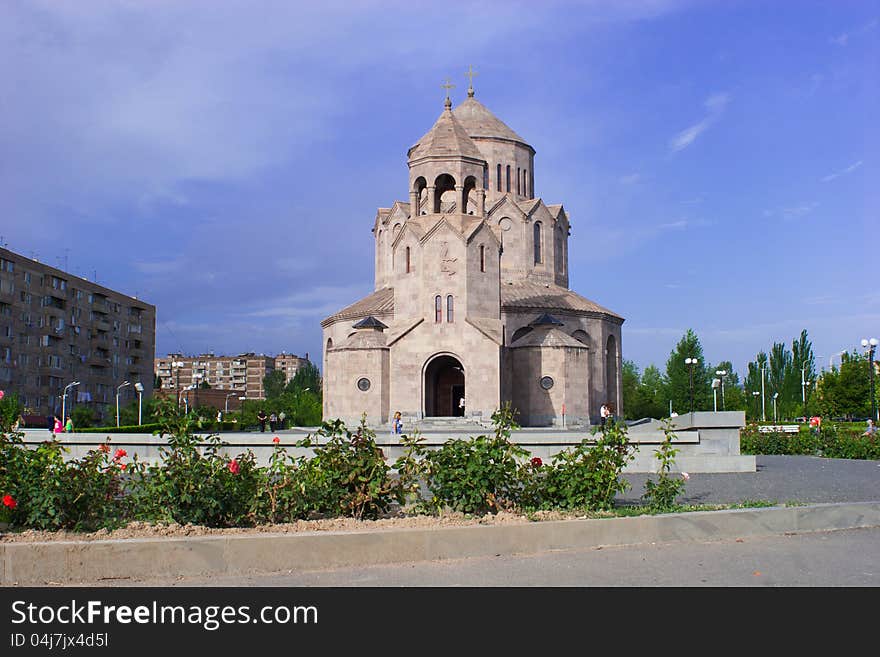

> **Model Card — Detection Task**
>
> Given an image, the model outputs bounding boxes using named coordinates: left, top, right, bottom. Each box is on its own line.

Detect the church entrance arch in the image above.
left=423, top=353, right=465, bottom=417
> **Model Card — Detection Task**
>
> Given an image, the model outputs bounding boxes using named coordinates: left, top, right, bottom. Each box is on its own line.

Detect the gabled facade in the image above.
left=322, top=87, right=624, bottom=427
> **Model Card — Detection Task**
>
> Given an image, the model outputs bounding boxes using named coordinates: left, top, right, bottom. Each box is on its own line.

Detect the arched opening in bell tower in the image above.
left=424, top=354, right=465, bottom=417
left=434, top=174, right=456, bottom=213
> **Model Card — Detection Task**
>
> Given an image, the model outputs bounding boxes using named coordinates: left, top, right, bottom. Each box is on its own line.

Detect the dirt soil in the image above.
left=0, top=509, right=599, bottom=543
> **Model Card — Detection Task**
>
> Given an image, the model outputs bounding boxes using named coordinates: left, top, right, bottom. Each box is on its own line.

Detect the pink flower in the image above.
left=0, top=390, right=4, bottom=400
left=228, top=459, right=240, bottom=475
left=530, top=457, right=543, bottom=468
left=273, top=436, right=280, bottom=444
left=2, top=494, right=16, bottom=509
left=113, top=449, right=127, bottom=461
left=681, top=472, right=690, bottom=481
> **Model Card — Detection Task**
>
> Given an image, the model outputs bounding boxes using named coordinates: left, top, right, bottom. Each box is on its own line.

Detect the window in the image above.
left=534, top=222, right=543, bottom=264
left=506, top=165, right=511, bottom=192
left=447, top=295, right=454, bottom=323
left=517, top=167, right=521, bottom=195
left=357, top=377, right=371, bottom=392
left=524, top=169, right=528, bottom=197
left=406, top=246, right=411, bottom=273
left=435, top=295, right=442, bottom=323
left=483, top=168, right=489, bottom=190
left=480, top=245, right=485, bottom=272
left=0, top=258, right=13, bottom=273
left=496, top=164, right=502, bottom=191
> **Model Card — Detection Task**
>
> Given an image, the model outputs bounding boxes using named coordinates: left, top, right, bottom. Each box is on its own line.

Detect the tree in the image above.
left=815, top=352, right=871, bottom=420
left=262, top=370, right=287, bottom=400
left=286, top=361, right=322, bottom=400
left=621, top=360, right=641, bottom=419
left=639, top=365, right=669, bottom=419
left=665, top=329, right=711, bottom=414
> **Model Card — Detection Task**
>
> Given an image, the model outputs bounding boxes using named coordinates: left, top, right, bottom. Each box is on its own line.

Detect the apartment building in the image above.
left=154, top=352, right=305, bottom=400
left=0, top=246, right=156, bottom=421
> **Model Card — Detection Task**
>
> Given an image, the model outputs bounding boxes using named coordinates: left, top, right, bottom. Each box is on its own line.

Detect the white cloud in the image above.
left=669, top=92, right=730, bottom=153
left=821, top=160, right=863, bottom=183
left=830, top=18, right=877, bottom=46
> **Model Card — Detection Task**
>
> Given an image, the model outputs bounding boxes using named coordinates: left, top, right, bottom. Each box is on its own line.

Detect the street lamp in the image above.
left=712, top=377, right=720, bottom=412
left=684, top=357, right=698, bottom=413
left=61, top=381, right=80, bottom=426
left=862, top=338, right=878, bottom=422
left=760, top=366, right=767, bottom=422
left=800, top=366, right=810, bottom=420
left=715, top=370, right=727, bottom=410
left=134, top=382, right=144, bottom=425
left=772, top=391, right=779, bottom=423
left=752, top=391, right=760, bottom=421
left=225, top=392, right=238, bottom=414
left=116, top=381, right=131, bottom=427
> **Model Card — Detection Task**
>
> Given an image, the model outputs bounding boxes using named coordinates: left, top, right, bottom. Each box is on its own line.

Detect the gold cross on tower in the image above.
left=441, top=78, right=455, bottom=108
left=465, top=65, right=478, bottom=97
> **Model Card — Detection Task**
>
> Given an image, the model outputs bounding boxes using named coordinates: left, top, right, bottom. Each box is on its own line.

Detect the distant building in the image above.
left=154, top=351, right=311, bottom=400
left=0, top=246, right=156, bottom=422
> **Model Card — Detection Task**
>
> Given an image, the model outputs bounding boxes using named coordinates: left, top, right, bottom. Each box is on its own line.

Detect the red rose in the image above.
left=273, top=436, right=280, bottom=444
left=2, top=494, right=16, bottom=509
left=228, top=459, right=240, bottom=475
left=113, top=449, right=127, bottom=460
left=99, top=444, right=111, bottom=453
left=530, top=457, right=543, bottom=468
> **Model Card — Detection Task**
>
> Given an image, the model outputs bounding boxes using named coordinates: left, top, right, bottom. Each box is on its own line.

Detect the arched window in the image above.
left=447, top=295, right=454, bottom=323
left=524, top=169, right=528, bottom=197
left=483, top=167, right=489, bottom=190
left=517, top=167, right=521, bottom=195
left=435, top=295, right=442, bottom=323
left=406, top=246, right=411, bottom=274
left=555, top=227, right=564, bottom=273
left=480, top=245, right=485, bottom=272
left=533, top=221, right=543, bottom=265
left=506, top=165, right=511, bottom=192
left=496, top=164, right=502, bottom=192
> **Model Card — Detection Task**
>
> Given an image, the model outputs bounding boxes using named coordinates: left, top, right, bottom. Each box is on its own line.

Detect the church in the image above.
left=321, top=78, right=624, bottom=427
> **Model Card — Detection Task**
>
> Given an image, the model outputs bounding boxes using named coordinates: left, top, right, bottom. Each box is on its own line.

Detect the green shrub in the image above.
left=420, top=404, right=528, bottom=514
left=538, top=417, right=637, bottom=511
left=642, top=419, right=688, bottom=512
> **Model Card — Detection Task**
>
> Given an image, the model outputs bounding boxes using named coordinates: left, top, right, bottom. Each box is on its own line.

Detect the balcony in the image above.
left=94, top=320, right=111, bottom=332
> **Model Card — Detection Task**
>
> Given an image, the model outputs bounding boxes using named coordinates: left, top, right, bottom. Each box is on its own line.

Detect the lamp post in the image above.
left=712, top=377, right=720, bottom=412
left=752, top=391, right=760, bottom=421
left=715, top=370, right=727, bottom=410
left=116, top=380, right=130, bottom=427
left=862, top=338, right=878, bottom=422
left=61, top=381, right=80, bottom=426
left=225, top=392, right=237, bottom=414
left=685, top=357, right=698, bottom=413
left=772, top=392, right=779, bottom=423
left=192, top=373, right=203, bottom=413
left=134, top=382, right=144, bottom=425
left=760, top=366, right=766, bottom=422
left=801, top=366, right=810, bottom=420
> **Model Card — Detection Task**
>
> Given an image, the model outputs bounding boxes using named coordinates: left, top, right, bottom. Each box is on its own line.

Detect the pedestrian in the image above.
left=600, top=403, right=610, bottom=428
left=216, top=410, right=222, bottom=430
left=269, top=412, right=278, bottom=432
left=53, top=415, right=63, bottom=435
left=278, top=411, right=286, bottom=430
left=458, top=396, right=465, bottom=415
left=65, top=415, right=74, bottom=433
left=865, top=419, right=877, bottom=436
left=809, top=415, right=822, bottom=436
left=392, top=411, right=403, bottom=434
left=257, top=409, right=268, bottom=433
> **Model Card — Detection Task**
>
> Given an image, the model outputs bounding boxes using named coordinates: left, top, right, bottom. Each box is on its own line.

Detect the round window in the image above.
left=357, top=377, right=371, bottom=392
left=540, top=376, right=554, bottom=390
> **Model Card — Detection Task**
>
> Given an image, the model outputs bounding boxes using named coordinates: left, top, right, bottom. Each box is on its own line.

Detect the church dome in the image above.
left=408, top=106, right=484, bottom=162
left=452, top=96, right=532, bottom=150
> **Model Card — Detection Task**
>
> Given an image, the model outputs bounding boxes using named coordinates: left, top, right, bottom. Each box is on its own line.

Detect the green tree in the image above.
left=665, top=329, right=711, bottom=414
left=640, top=365, right=669, bottom=419
left=286, top=361, right=322, bottom=399
left=262, top=370, right=287, bottom=400
left=621, top=360, right=641, bottom=419
left=815, top=352, right=871, bottom=420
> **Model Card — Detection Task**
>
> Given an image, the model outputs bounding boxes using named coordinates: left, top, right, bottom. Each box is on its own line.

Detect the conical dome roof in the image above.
left=452, top=96, right=530, bottom=146
left=408, top=107, right=484, bottom=161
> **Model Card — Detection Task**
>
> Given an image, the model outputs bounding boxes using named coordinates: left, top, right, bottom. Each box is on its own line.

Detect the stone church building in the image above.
left=321, top=84, right=624, bottom=427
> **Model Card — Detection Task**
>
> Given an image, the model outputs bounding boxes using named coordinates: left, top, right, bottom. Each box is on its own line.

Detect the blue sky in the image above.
left=2, top=0, right=877, bottom=380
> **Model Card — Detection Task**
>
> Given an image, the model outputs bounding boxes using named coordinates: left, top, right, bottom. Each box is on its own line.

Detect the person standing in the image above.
left=269, top=412, right=278, bottom=432
left=53, top=415, right=63, bottom=435
left=600, top=403, right=610, bottom=428
left=64, top=415, right=74, bottom=433
left=257, top=409, right=268, bottom=433
left=392, top=411, right=403, bottom=434
left=865, top=419, right=877, bottom=436
left=278, top=411, right=286, bottom=430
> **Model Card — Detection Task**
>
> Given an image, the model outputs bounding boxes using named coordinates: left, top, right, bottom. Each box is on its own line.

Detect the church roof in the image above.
left=501, top=281, right=623, bottom=320
left=321, top=287, right=394, bottom=326
left=352, top=316, right=388, bottom=330
left=452, top=96, right=530, bottom=147
left=408, top=107, right=484, bottom=161
left=510, top=326, right=586, bottom=349
left=530, top=312, right=564, bottom=327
